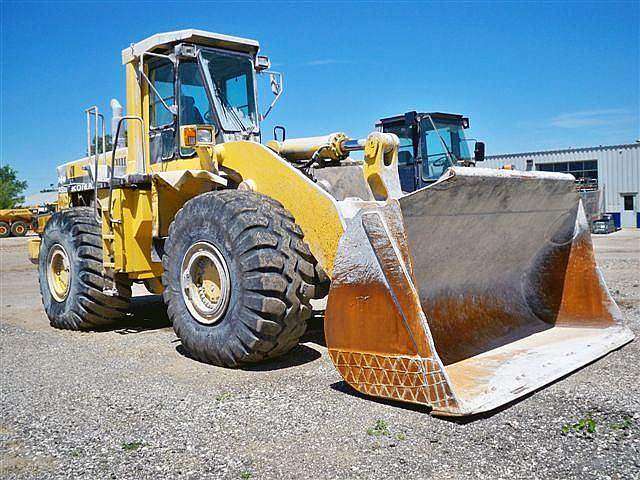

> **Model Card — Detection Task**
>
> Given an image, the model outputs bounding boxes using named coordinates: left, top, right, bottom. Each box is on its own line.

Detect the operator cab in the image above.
left=376, top=111, right=485, bottom=192
left=121, top=29, right=283, bottom=166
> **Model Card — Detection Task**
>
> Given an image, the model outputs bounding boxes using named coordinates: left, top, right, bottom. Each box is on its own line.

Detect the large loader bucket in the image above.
left=325, top=167, right=633, bottom=416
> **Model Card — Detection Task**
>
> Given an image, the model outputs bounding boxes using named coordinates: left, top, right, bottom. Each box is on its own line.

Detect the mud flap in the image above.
left=325, top=167, right=634, bottom=416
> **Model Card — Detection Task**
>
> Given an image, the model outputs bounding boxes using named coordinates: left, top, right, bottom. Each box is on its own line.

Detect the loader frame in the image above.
left=32, top=29, right=633, bottom=417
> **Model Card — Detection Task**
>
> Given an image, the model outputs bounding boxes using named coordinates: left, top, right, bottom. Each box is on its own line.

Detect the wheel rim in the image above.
left=15, top=224, right=25, bottom=235
left=180, top=241, right=231, bottom=325
left=47, top=244, right=71, bottom=302
left=0, top=226, right=7, bottom=236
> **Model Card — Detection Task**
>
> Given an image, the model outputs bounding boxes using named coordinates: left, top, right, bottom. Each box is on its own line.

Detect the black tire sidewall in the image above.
left=0, top=222, right=9, bottom=238
left=39, top=213, right=81, bottom=326
left=11, top=221, right=28, bottom=236
left=38, top=208, right=132, bottom=330
left=165, top=198, right=246, bottom=351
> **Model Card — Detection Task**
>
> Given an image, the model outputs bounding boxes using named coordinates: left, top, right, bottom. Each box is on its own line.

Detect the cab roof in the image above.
left=122, top=29, right=260, bottom=64
left=377, top=111, right=465, bottom=126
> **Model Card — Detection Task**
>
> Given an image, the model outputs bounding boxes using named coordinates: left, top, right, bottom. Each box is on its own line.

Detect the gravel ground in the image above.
left=1, top=231, right=638, bottom=479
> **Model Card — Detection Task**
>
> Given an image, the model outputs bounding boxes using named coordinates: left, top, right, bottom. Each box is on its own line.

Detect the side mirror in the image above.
left=269, top=72, right=282, bottom=96
left=260, top=71, right=284, bottom=121
left=474, top=141, right=485, bottom=163
left=273, top=125, right=286, bottom=142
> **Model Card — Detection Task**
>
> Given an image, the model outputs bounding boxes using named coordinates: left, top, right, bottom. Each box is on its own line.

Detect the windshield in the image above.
left=419, top=118, right=471, bottom=180
left=199, top=49, right=258, bottom=133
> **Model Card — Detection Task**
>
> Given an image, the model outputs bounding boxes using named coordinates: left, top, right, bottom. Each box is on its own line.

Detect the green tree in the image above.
left=88, top=133, right=127, bottom=155
left=89, top=134, right=113, bottom=155
left=0, top=165, right=28, bottom=209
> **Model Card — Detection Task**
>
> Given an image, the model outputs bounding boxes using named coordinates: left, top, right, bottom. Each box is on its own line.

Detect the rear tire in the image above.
left=38, top=208, right=132, bottom=330
left=11, top=220, right=28, bottom=237
left=162, top=190, right=315, bottom=367
left=0, top=222, right=9, bottom=238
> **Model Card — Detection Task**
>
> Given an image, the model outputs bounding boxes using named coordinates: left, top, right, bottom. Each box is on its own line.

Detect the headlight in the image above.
left=197, top=128, right=213, bottom=144
left=180, top=125, right=215, bottom=148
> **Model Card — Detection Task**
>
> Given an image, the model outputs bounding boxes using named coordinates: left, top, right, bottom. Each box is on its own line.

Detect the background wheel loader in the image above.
left=376, top=110, right=485, bottom=192
left=31, top=29, right=633, bottom=416
left=377, top=110, right=612, bottom=233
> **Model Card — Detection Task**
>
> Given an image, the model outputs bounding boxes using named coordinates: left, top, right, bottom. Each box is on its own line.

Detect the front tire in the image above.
left=162, top=190, right=315, bottom=367
left=38, top=208, right=132, bottom=330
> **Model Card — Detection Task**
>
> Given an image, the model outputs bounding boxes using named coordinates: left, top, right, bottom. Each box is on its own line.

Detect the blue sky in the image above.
left=1, top=0, right=638, bottom=195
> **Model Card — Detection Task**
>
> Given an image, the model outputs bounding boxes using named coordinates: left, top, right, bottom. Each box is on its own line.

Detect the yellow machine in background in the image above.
left=0, top=208, right=33, bottom=237
left=32, top=29, right=633, bottom=416
left=32, top=209, right=54, bottom=235
left=0, top=202, right=55, bottom=238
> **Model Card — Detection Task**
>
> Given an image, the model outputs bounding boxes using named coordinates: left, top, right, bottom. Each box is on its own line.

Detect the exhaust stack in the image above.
left=110, top=98, right=126, bottom=148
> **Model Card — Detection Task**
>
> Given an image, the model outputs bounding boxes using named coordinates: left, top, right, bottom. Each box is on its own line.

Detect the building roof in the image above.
left=487, top=142, right=640, bottom=160
left=122, top=29, right=260, bottom=64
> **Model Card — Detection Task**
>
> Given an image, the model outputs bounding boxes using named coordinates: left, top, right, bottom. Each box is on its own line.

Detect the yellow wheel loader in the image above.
left=31, top=29, right=633, bottom=416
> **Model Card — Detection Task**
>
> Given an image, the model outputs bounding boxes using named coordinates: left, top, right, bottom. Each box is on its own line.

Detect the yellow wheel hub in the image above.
left=47, top=244, right=71, bottom=302
left=181, top=242, right=231, bottom=325
left=200, top=261, right=223, bottom=305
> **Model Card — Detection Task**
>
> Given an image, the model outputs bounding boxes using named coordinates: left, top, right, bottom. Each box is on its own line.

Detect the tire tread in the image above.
left=163, top=191, right=316, bottom=366
left=38, top=208, right=131, bottom=330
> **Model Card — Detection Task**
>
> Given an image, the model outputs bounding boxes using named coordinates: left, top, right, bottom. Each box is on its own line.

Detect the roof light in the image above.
left=255, top=55, right=271, bottom=71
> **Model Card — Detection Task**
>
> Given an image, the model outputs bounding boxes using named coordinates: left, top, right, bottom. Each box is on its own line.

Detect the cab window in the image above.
left=200, top=49, right=258, bottom=132
left=179, top=62, right=210, bottom=126
left=149, top=60, right=175, bottom=128
left=178, top=61, right=216, bottom=156
left=148, top=59, right=176, bottom=163
left=225, top=74, right=250, bottom=118
left=422, top=128, right=453, bottom=180
left=382, top=123, right=414, bottom=165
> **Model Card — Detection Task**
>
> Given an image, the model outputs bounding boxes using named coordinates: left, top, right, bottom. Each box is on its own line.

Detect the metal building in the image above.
left=483, top=142, right=640, bottom=228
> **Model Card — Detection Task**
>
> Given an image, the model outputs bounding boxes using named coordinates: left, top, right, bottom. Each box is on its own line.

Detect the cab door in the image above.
left=147, top=59, right=177, bottom=165
left=419, top=120, right=455, bottom=184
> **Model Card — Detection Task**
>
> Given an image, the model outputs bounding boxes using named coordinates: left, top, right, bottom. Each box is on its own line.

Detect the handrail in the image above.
left=85, top=106, right=106, bottom=224
left=106, top=115, right=146, bottom=225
